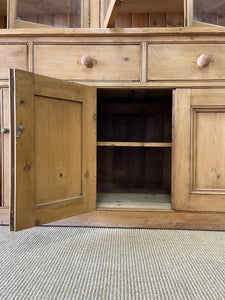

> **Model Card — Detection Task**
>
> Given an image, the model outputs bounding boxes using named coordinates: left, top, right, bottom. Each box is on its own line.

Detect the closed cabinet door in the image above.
left=173, top=88, right=225, bottom=212
left=9, top=69, right=96, bottom=231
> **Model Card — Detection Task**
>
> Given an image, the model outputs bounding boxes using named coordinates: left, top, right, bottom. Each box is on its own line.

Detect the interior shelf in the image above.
left=97, top=142, right=172, bottom=147
left=104, top=0, right=184, bottom=28
left=97, top=192, right=171, bottom=210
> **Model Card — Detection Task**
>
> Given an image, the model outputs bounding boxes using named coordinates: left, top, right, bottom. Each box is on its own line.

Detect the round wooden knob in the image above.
left=197, top=54, right=211, bottom=68
left=81, top=55, right=93, bottom=68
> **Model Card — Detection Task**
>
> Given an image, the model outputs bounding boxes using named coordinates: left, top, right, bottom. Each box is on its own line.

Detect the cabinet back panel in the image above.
left=97, top=147, right=171, bottom=193
left=97, top=89, right=172, bottom=143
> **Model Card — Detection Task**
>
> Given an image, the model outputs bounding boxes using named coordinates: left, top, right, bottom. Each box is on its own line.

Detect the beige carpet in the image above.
left=0, top=226, right=224, bottom=300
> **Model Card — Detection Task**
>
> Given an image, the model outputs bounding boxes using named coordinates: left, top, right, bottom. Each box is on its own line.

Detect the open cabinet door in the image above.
left=10, top=69, right=96, bottom=231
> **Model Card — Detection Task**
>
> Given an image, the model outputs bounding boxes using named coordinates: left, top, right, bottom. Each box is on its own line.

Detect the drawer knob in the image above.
left=81, top=55, right=93, bottom=68
left=197, top=54, right=211, bottom=68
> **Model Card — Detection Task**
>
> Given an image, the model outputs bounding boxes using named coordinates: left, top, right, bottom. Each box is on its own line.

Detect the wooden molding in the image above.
left=97, top=142, right=172, bottom=147
left=1, top=208, right=225, bottom=230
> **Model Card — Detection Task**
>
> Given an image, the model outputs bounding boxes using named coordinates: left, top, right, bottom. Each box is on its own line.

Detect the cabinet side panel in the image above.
left=173, top=89, right=191, bottom=210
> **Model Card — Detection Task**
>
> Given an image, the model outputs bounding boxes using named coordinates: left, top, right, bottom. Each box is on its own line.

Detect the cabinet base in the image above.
left=1, top=208, right=224, bottom=231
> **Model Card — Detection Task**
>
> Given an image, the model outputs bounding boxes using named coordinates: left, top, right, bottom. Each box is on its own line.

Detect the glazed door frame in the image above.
left=7, top=0, right=91, bottom=28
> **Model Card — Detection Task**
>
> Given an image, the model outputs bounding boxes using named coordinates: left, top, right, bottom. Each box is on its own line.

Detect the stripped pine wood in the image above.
left=34, top=44, right=141, bottom=81
left=166, top=13, right=184, bottom=27
left=148, top=44, right=225, bottom=81
left=10, top=69, right=96, bottom=231
left=97, top=142, right=172, bottom=147
left=47, top=210, right=225, bottom=231
left=149, top=13, right=166, bottom=27
left=2, top=27, right=225, bottom=36
left=173, top=89, right=191, bottom=211
left=1, top=207, right=225, bottom=230
left=115, top=13, right=132, bottom=28
left=0, top=44, right=27, bottom=80
left=7, top=0, right=17, bottom=28
left=97, top=193, right=171, bottom=210
left=132, top=13, right=149, bottom=28
left=90, top=0, right=100, bottom=28
left=104, top=0, right=122, bottom=28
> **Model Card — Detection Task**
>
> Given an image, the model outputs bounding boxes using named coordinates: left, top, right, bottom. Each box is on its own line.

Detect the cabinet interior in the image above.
left=97, top=89, right=172, bottom=210
left=0, top=0, right=7, bottom=28
left=103, top=0, right=184, bottom=28
left=16, top=0, right=81, bottom=28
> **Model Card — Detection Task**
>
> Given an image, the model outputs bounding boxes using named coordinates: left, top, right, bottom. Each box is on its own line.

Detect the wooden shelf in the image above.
left=104, top=0, right=184, bottom=28
left=97, top=142, right=172, bottom=147
left=97, top=192, right=171, bottom=210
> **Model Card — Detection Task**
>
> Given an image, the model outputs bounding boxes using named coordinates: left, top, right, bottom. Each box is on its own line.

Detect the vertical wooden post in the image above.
left=7, top=0, right=17, bottom=28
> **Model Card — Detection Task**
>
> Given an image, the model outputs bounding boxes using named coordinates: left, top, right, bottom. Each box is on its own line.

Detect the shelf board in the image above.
left=104, top=0, right=184, bottom=28
left=97, top=142, right=172, bottom=147
left=97, top=192, right=171, bottom=210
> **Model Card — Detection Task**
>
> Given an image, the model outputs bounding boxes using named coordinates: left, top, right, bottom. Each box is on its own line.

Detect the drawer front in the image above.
left=0, top=45, right=28, bottom=80
left=34, top=44, right=141, bottom=81
left=148, top=44, right=225, bottom=81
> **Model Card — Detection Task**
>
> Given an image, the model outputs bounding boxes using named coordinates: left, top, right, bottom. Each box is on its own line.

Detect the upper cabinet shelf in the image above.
left=104, top=0, right=184, bottom=28
left=103, top=0, right=225, bottom=28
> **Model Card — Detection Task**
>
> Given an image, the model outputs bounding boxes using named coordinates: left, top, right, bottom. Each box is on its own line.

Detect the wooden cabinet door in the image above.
left=173, top=89, right=225, bottom=212
left=10, top=69, right=96, bottom=231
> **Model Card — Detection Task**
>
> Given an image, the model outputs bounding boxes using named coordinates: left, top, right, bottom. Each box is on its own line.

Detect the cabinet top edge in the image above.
left=1, top=28, right=225, bottom=37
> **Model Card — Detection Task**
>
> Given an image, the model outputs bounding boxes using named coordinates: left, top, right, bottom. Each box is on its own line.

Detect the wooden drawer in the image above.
left=0, top=44, right=28, bottom=80
left=148, top=44, right=225, bottom=81
left=34, top=44, right=141, bottom=81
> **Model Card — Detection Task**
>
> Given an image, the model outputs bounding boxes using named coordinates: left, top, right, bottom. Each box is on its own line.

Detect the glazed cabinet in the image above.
left=3, top=1, right=225, bottom=30
left=103, top=0, right=225, bottom=28
left=7, top=0, right=87, bottom=28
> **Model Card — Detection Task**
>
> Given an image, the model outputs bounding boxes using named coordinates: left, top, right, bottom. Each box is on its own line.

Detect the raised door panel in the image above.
left=34, top=44, right=141, bottom=81
left=10, top=69, right=96, bottom=231
left=173, top=89, right=225, bottom=212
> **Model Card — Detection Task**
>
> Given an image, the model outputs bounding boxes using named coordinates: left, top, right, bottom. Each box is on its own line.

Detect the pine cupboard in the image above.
left=0, top=0, right=225, bottom=231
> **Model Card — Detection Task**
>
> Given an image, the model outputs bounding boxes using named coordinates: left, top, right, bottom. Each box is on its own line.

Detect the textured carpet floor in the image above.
left=0, top=226, right=224, bottom=300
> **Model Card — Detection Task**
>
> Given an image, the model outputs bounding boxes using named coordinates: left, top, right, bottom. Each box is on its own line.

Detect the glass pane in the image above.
left=194, top=0, right=225, bottom=26
left=16, top=0, right=81, bottom=28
